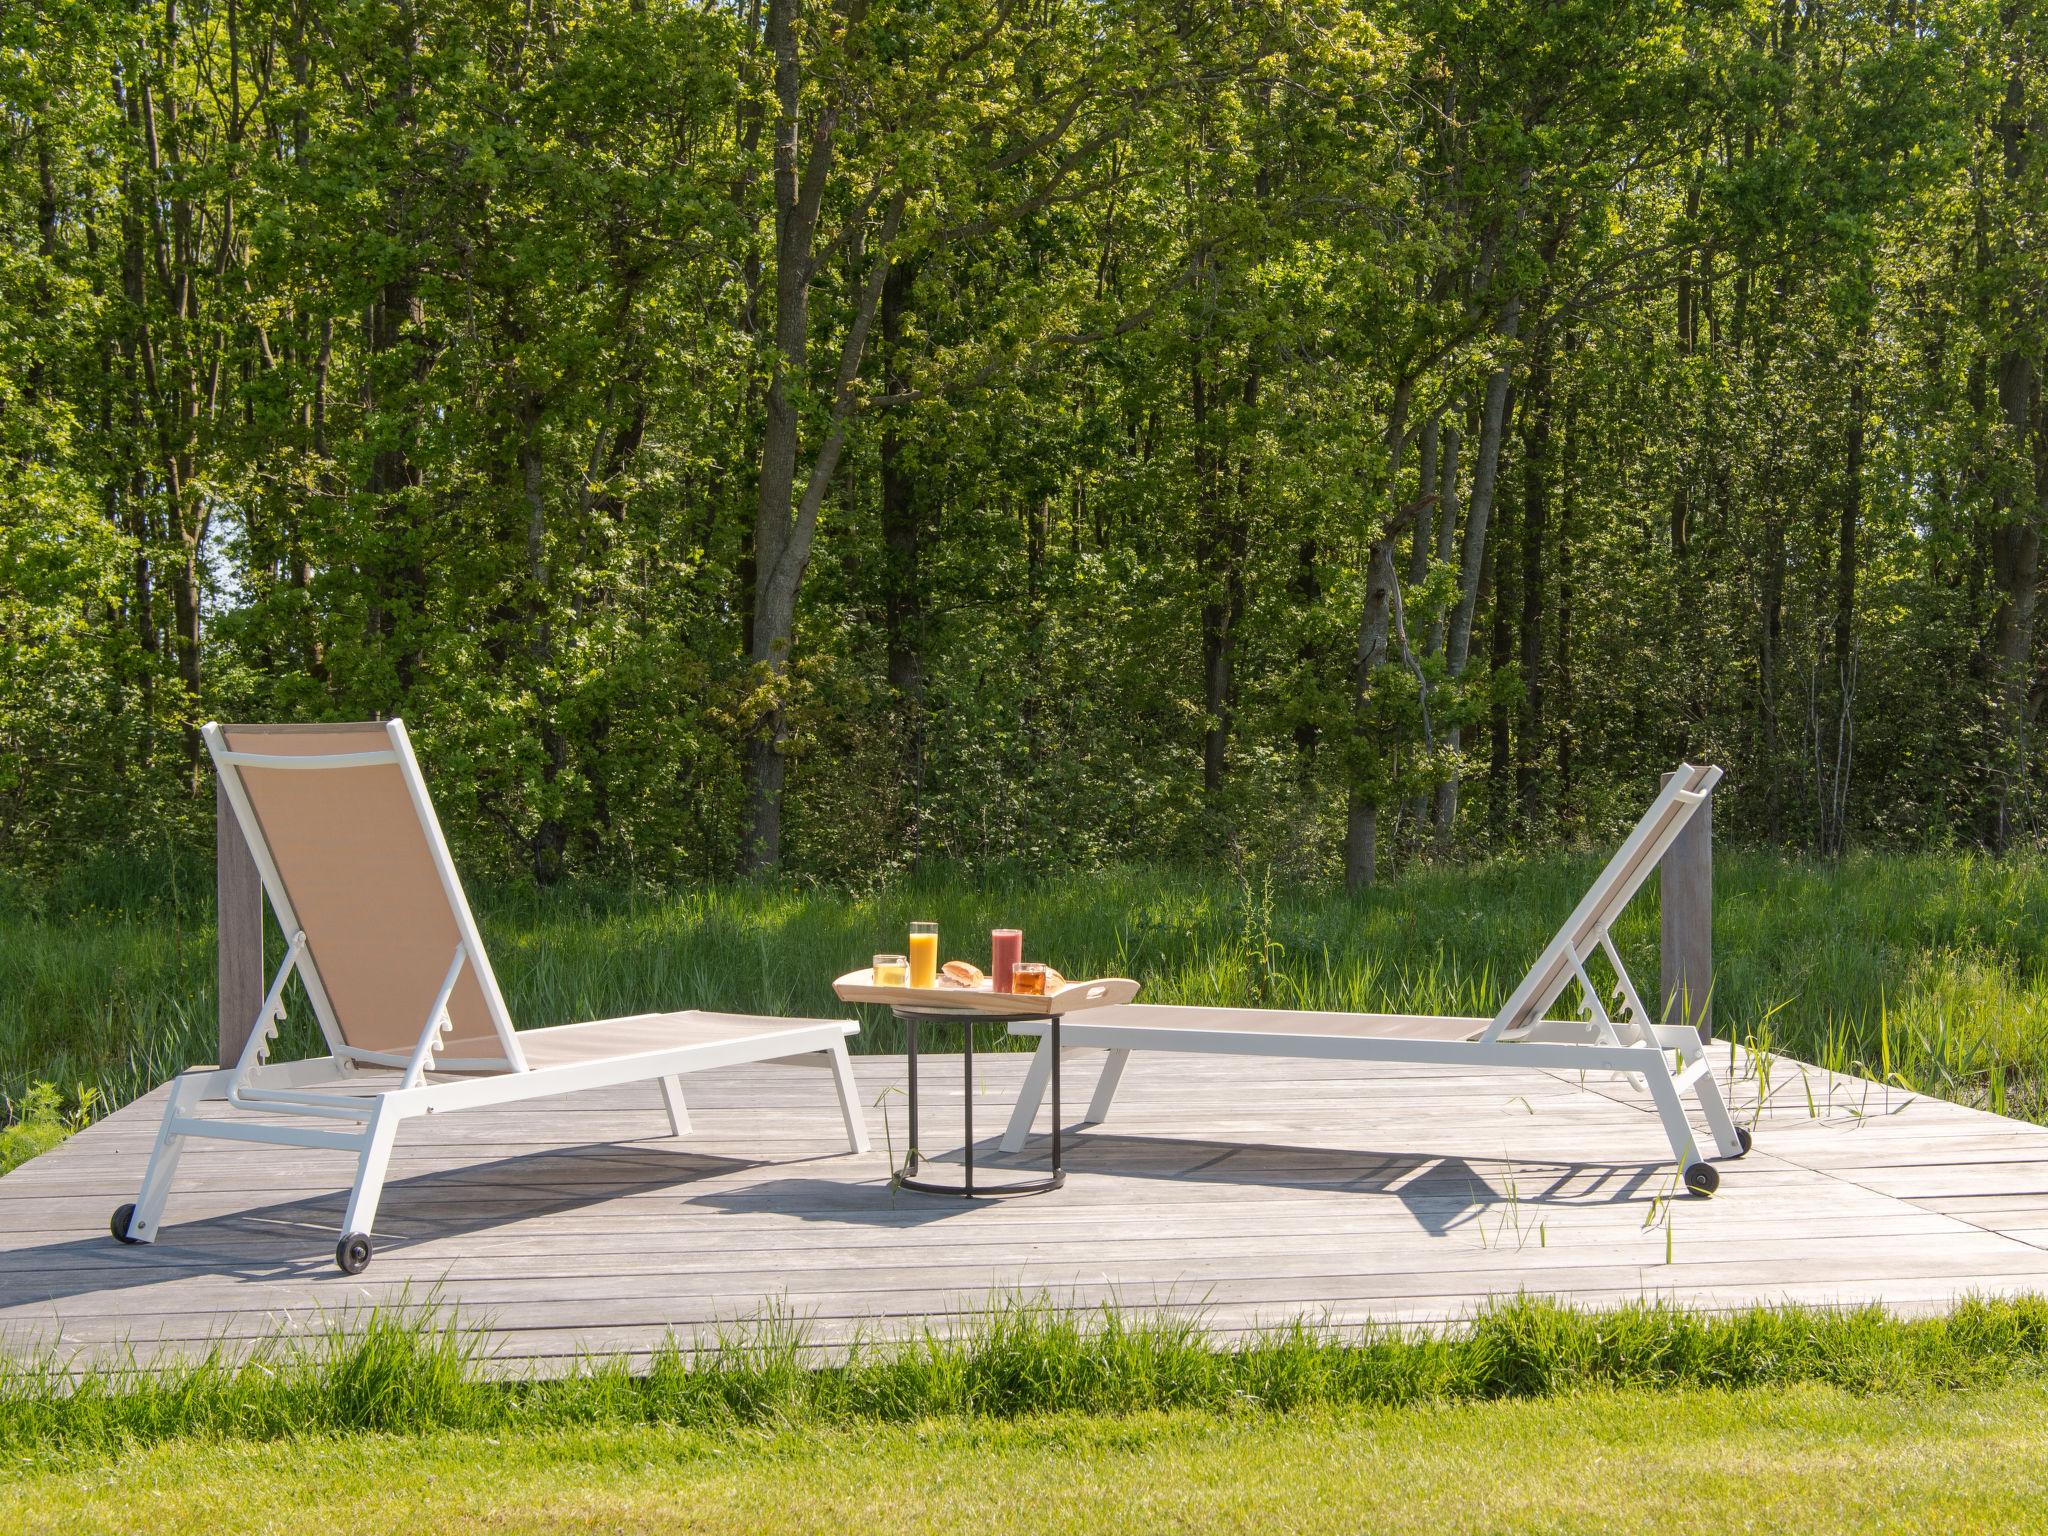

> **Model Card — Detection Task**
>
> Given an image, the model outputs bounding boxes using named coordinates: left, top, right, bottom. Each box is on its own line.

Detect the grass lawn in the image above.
left=13, top=1382, right=2048, bottom=1534
left=11, top=847, right=2048, bottom=1150
left=1, top=1288, right=2042, bottom=1530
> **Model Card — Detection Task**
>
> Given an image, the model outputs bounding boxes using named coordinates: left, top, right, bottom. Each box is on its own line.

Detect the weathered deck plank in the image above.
left=3, top=1046, right=2046, bottom=1370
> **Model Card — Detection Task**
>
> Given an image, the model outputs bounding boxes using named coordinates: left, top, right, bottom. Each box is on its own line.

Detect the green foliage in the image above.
left=3, top=0, right=2045, bottom=885
left=11, top=851, right=2048, bottom=1132
left=7, top=1294, right=2048, bottom=1465
left=0, top=1081, right=95, bottom=1175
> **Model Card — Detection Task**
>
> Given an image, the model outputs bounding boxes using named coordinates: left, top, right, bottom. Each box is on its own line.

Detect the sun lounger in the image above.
left=111, top=720, right=871, bottom=1273
left=999, top=764, right=1749, bottom=1193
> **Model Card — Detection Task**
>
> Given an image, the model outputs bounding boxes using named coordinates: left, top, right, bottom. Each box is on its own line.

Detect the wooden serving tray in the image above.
left=833, top=969, right=1139, bottom=1016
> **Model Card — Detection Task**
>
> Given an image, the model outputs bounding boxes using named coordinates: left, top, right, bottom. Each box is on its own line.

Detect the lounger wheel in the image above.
left=1735, top=1127, right=1753, bottom=1157
left=1682, top=1162, right=1720, bottom=1198
left=336, top=1233, right=374, bottom=1275
left=110, top=1203, right=141, bottom=1245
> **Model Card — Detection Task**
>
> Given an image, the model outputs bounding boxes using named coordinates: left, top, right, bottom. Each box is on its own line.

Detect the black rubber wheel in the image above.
left=1735, top=1126, right=1754, bottom=1157
left=110, top=1203, right=141, bottom=1245
left=1683, top=1161, right=1721, bottom=1198
left=336, top=1232, right=373, bottom=1275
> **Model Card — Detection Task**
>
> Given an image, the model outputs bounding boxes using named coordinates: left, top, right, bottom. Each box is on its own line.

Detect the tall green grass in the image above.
left=8, top=1295, right=2048, bottom=1466
left=7, top=849, right=2048, bottom=1130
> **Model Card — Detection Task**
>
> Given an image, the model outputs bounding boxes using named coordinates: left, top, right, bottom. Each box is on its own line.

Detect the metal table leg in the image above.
left=906, top=1016, right=920, bottom=1173
left=892, top=1008, right=1065, bottom=1199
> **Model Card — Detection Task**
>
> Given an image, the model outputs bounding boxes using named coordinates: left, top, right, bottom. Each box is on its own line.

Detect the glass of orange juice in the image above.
left=908, top=922, right=939, bottom=987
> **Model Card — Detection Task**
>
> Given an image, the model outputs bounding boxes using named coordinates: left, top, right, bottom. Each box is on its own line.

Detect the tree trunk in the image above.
left=363, top=21, right=430, bottom=700
left=1397, top=419, right=1446, bottom=844
left=878, top=256, right=927, bottom=848
left=1193, top=357, right=1222, bottom=794
left=518, top=394, right=568, bottom=885
left=1345, top=379, right=1411, bottom=892
left=1486, top=495, right=1513, bottom=848
left=300, top=314, right=332, bottom=679
left=1758, top=504, right=1788, bottom=842
left=1835, top=346, right=1863, bottom=674
left=1346, top=535, right=1404, bottom=892
left=364, top=279, right=430, bottom=695
left=1988, top=39, right=2043, bottom=850
left=28, top=121, right=57, bottom=403
left=1516, top=336, right=1553, bottom=835
left=1435, top=298, right=1521, bottom=847
left=1554, top=334, right=1580, bottom=828
left=742, top=0, right=829, bottom=876
left=1293, top=537, right=1323, bottom=780
left=1672, top=175, right=1699, bottom=558
left=1409, top=417, right=1438, bottom=586
left=112, top=121, right=159, bottom=764
left=1195, top=358, right=1252, bottom=801
left=1821, top=306, right=1867, bottom=857
left=1991, top=346, right=2041, bottom=849
left=166, top=507, right=204, bottom=783
left=739, top=0, right=902, bottom=874
left=1426, top=422, right=1462, bottom=656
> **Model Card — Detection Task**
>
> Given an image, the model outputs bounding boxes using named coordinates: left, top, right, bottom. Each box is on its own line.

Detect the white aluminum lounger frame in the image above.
left=999, top=765, right=1749, bottom=1195
left=112, top=720, right=871, bottom=1274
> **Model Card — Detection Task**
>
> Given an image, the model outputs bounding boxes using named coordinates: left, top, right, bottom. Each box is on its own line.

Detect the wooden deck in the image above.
left=6, top=1045, right=2048, bottom=1370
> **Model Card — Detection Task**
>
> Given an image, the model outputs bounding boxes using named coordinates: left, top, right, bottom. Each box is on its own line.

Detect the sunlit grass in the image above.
left=15, top=1384, right=2048, bottom=1534
left=8, top=848, right=2048, bottom=1128
left=8, top=1294, right=2048, bottom=1466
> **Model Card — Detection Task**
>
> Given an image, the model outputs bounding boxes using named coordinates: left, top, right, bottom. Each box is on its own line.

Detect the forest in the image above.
left=3, top=0, right=2045, bottom=888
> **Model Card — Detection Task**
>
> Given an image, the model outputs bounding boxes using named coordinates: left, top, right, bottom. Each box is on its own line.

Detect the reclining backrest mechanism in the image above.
left=1482, top=764, right=1722, bottom=1044
left=207, top=720, right=526, bottom=1077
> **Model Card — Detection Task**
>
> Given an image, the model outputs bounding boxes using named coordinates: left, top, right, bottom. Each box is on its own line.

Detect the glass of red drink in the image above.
left=991, top=929, right=1022, bottom=992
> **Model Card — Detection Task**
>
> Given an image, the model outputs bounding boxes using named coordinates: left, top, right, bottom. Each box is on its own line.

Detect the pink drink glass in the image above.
left=991, top=929, right=1023, bottom=993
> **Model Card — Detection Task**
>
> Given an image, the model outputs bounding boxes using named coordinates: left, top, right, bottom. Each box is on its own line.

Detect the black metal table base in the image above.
left=900, top=1009, right=1062, bottom=1199
left=896, top=1168, right=1067, bottom=1198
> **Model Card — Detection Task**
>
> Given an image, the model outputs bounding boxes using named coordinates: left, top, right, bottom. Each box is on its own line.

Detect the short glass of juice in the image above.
left=908, top=922, right=939, bottom=987
left=1011, top=961, right=1047, bottom=997
left=873, top=953, right=909, bottom=986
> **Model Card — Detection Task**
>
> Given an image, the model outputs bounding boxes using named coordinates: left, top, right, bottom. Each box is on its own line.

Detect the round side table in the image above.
left=893, top=1004, right=1063, bottom=1198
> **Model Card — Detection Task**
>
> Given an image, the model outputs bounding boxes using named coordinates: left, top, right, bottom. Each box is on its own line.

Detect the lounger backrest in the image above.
left=1483, top=764, right=1721, bottom=1041
left=208, top=720, right=526, bottom=1071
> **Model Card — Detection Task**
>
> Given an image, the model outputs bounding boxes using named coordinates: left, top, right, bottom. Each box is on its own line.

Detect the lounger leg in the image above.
left=1687, top=1059, right=1744, bottom=1159
left=825, top=1042, right=871, bottom=1154
left=124, top=1071, right=210, bottom=1244
left=999, top=1038, right=1055, bottom=1154
left=1640, top=1059, right=1704, bottom=1174
left=659, top=1075, right=691, bottom=1137
left=1085, top=1049, right=1130, bottom=1126
left=340, top=1100, right=400, bottom=1238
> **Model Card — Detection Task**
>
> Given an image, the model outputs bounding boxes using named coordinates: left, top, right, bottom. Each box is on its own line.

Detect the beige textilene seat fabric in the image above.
left=220, top=722, right=510, bottom=1061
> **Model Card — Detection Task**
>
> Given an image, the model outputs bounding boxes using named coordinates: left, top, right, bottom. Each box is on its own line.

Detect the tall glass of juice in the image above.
left=908, top=922, right=939, bottom=987
left=991, top=929, right=1022, bottom=993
